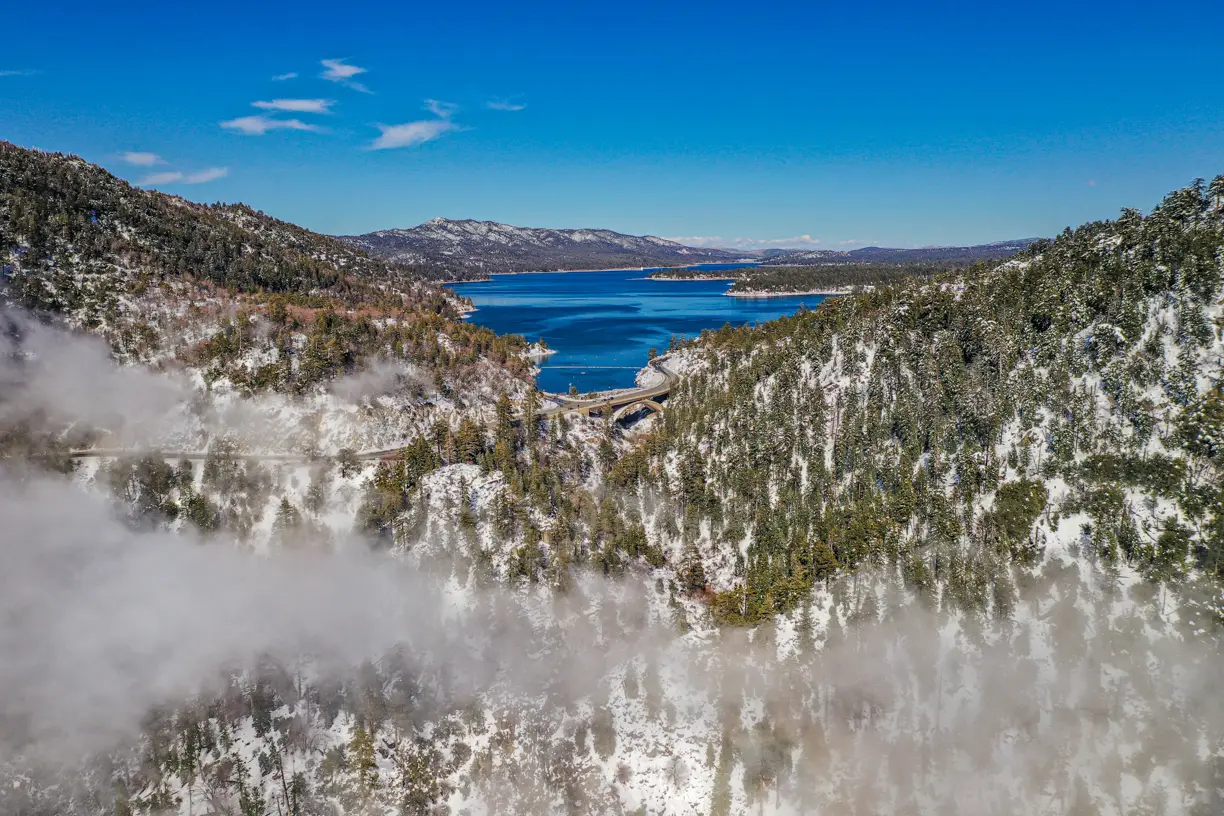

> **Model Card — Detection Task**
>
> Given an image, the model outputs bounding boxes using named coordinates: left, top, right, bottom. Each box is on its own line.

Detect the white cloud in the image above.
left=368, top=97, right=466, bottom=149
left=424, top=99, right=459, bottom=118
left=138, top=167, right=228, bottom=187
left=252, top=98, right=334, bottom=114
left=221, top=115, right=322, bottom=135
left=667, top=234, right=824, bottom=250
left=0, top=69, right=37, bottom=77
left=665, top=236, right=725, bottom=246
left=487, top=99, right=526, bottom=111
left=272, top=72, right=298, bottom=81
left=183, top=167, right=228, bottom=184
left=369, top=119, right=462, bottom=150
left=321, top=58, right=364, bottom=80
left=120, top=151, right=164, bottom=167
left=321, top=58, right=370, bottom=92
left=752, top=234, right=821, bottom=248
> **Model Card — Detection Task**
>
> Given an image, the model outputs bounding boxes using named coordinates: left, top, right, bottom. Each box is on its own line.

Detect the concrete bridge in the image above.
left=536, top=357, right=676, bottom=423
left=66, top=360, right=677, bottom=462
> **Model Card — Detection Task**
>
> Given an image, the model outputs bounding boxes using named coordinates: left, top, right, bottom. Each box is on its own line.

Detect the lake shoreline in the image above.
left=448, top=266, right=814, bottom=392
left=725, top=288, right=850, bottom=298
left=445, top=261, right=760, bottom=285
left=645, top=274, right=845, bottom=298
left=647, top=275, right=740, bottom=282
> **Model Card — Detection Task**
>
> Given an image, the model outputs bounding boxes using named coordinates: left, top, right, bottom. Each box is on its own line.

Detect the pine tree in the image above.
left=623, top=664, right=640, bottom=700
left=680, top=540, right=708, bottom=593
left=591, top=707, right=617, bottom=760
left=348, top=725, right=379, bottom=805
left=1207, top=174, right=1224, bottom=212
left=112, top=781, right=134, bottom=816
left=796, top=597, right=815, bottom=656
left=710, top=725, right=734, bottom=816
left=523, top=386, right=541, bottom=449
left=809, top=538, right=839, bottom=585
left=455, top=417, right=485, bottom=464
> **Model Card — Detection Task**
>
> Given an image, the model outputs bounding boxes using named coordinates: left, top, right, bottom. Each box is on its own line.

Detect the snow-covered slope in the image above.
left=340, top=217, right=744, bottom=277
left=764, top=238, right=1040, bottom=266
left=5, top=149, right=1224, bottom=816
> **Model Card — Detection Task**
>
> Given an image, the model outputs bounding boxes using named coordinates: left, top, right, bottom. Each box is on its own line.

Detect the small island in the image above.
left=524, top=342, right=557, bottom=362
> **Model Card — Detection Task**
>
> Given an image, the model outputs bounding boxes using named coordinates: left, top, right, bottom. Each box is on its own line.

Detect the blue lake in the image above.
left=448, top=264, right=826, bottom=393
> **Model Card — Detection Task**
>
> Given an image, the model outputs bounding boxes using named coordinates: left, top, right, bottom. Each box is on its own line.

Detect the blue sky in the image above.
left=2, top=0, right=1222, bottom=248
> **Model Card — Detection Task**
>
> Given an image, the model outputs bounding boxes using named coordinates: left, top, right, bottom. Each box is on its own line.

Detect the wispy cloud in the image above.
left=139, top=167, right=228, bottom=187
left=369, top=120, right=461, bottom=150
left=221, top=115, right=322, bottom=135
left=368, top=97, right=465, bottom=150
left=1086, top=179, right=1098, bottom=187
left=321, top=58, right=370, bottom=93
left=487, top=98, right=526, bottom=111
left=424, top=99, right=459, bottom=118
left=183, top=167, right=228, bottom=184
left=0, top=69, right=38, bottom=77
left=667, top=234, right=824, bottom=250
left=119, top=151, right=165, bottom=167
left=752, top=235, right=821, bottom=248
left=252, top=98, right=334, bottom=114
left=665, top=236, right=724, bottom=246
left=321, top=59, right=364, bottom=81
left=272, top=72, right=298, bottom=81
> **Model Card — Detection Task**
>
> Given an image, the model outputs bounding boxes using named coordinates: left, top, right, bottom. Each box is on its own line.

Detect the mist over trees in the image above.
left=3, top=141, right=1224, bottom=814
left=0, top=142, right=534, bottom=392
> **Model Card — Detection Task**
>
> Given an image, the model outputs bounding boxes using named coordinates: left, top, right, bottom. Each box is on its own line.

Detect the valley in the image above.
left=5, top=2, right=1223, bottom=812
left=2, top=143, right=1224, bottom=816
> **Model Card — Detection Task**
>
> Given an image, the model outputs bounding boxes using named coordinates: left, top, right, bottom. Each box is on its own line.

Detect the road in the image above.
left=66, top=358, right=680, bottom=462
left=537, top=356, right=677, bottom=418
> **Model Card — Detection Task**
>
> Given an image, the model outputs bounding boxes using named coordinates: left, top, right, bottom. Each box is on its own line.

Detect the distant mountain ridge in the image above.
left=339, top=217, right=745, bottom=278
left=762, top=238, right=1041, bottom=265
left=341, top=218, right=1040, bottom=278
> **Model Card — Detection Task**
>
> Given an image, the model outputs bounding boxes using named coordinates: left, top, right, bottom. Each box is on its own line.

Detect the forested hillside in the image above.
left=3, top=154, right=1224, bottom=815
left=645, top=177, right=1224, bottom=625
left=0, top=142, right=437, bottom=301
left=650, top=263, right=950, bottom=294
left=0, top=142, right=533, bottom=400
left=762, top=239, right=1039, bottom=266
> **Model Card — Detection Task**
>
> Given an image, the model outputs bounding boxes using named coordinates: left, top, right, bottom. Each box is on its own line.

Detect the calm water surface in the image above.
left=448, top=265, right=825, bottom=393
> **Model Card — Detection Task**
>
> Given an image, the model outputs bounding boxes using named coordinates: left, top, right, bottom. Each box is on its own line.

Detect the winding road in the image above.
left=67, top=358, right=680, bottom=462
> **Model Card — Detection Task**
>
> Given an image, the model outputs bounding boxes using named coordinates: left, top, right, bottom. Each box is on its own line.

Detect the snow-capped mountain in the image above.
left=339, top=217, right=745, bottom=277
left=763, top=237, right=1041, bottom=265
